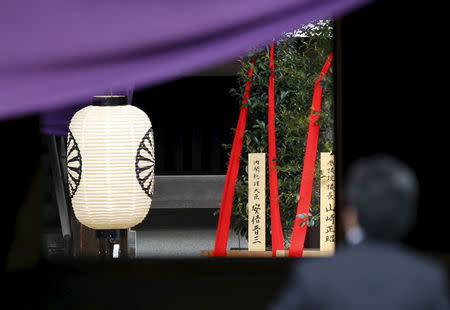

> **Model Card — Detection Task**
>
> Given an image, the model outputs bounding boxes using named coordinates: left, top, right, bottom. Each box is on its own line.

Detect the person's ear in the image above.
left=341, top=206, right=359, bottom=231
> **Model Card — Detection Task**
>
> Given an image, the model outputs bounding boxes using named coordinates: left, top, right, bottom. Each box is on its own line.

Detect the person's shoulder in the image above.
left=397, top=246, right=447, bottom=283
left=373, top=242, right=445, bottom=274
left=295, top=241, right=446, bottom=281
left=285, top=243, right=448, bottom=308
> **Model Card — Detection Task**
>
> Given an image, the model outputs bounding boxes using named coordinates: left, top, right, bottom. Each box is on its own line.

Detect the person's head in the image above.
left=343, top=154, right=419, bottom=241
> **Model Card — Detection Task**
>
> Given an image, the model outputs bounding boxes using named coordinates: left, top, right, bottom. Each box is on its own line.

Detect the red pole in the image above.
left=289, top=52, right=334, bottom=257
left=268, top=42, right=285, bottom=256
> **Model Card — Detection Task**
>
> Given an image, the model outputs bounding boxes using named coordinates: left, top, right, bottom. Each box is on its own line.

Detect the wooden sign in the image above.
left=320, top=152, right=335, bottom=253
left=248, top=153, right=266, bottom=251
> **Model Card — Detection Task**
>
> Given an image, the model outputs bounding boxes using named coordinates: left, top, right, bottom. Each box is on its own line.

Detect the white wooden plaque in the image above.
left=248, top=153, right=266, bottom=251
left=320, top=152, right=336, bottom=252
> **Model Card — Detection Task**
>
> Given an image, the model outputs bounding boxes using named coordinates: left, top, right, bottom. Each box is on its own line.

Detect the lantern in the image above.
left=67, top=95, right=155, bottom=230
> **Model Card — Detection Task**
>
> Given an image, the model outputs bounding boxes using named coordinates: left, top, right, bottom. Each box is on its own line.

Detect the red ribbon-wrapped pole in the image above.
left=268, top=42, right=285, bottom=256
left=213, top=59, right=255, bottom=256
left=289, top=52, right=334, bottom=257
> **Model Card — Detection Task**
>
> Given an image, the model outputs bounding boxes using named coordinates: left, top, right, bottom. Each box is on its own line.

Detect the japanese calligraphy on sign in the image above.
left=320, top=152, right=335, bottom=252
left=248, top=153, right=266, bottom=251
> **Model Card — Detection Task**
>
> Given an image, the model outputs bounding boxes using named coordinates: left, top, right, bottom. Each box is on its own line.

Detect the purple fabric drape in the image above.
left=0, top=0, right=370, bottom=120
left=40, top=88, right=133, bottom=136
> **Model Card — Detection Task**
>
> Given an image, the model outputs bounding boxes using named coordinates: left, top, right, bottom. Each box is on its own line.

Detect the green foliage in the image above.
left=226, top=21, right=334, bottom=248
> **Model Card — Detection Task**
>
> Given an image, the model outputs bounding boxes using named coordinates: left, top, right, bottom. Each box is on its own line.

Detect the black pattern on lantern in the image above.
left=67, top=129, right=82, bottom=198
left=135, top=128, right=155, bottom=198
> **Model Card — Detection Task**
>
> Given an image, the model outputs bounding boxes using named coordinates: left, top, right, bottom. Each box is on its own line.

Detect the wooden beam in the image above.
left=200, top=249, right=334, bottom=258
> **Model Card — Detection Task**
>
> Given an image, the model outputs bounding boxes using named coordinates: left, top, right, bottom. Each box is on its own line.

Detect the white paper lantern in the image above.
left=67, top=96, right=154, bottom=229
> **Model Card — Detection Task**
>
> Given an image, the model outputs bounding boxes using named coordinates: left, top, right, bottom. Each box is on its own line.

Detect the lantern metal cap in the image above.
left=92, top=95, right=128, bottom=106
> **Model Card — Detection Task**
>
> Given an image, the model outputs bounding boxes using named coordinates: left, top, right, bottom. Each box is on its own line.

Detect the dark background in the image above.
left=134, top=76, right=238, bottom=175
left=1, top=1, right=449, bottom=308
left=336, top=0, right=449, bottom=253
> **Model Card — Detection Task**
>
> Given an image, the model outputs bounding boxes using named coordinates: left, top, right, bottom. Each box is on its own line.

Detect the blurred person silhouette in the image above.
left=270, top=154, right=449, bottom=309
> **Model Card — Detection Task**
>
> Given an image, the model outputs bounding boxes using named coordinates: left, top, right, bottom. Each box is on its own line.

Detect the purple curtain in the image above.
left=0, top=0, right=370, bottom=120
left=40, top=87, right=133, bottom=136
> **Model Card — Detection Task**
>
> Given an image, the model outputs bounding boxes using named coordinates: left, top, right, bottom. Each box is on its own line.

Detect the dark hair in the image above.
left=345, top=155, right=419, bottom=240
